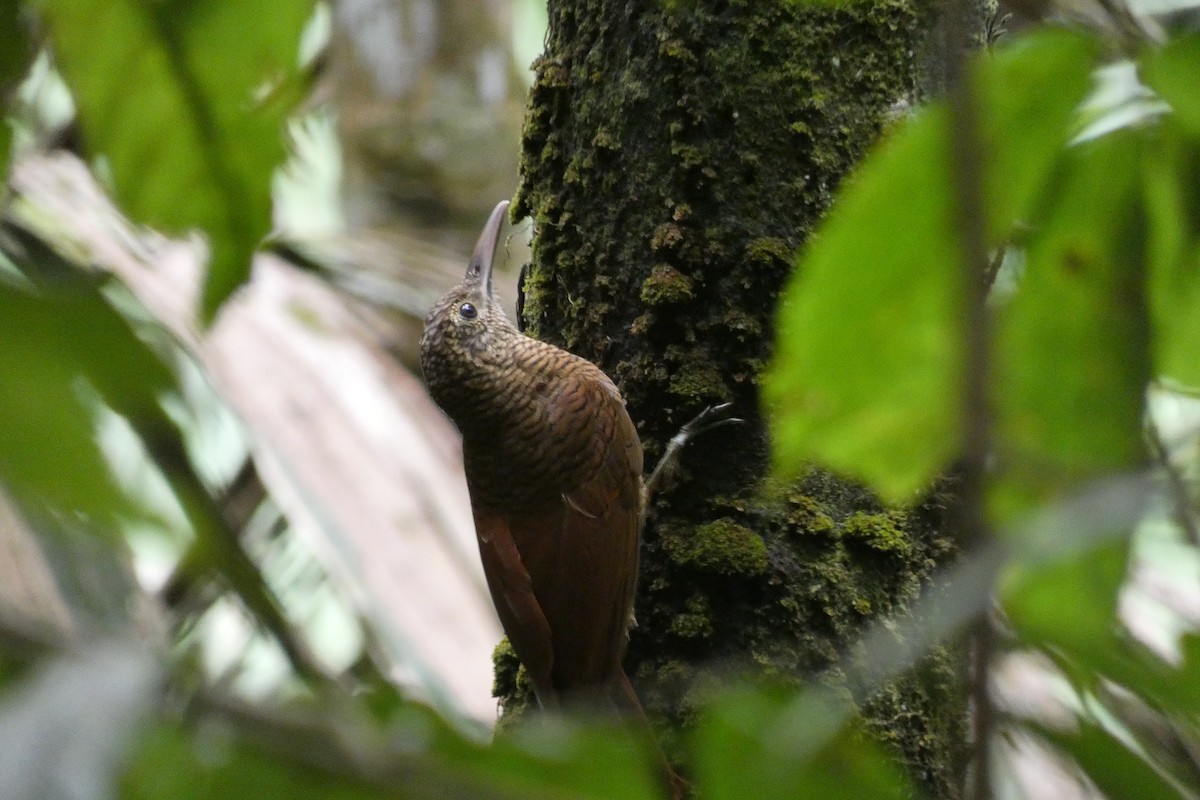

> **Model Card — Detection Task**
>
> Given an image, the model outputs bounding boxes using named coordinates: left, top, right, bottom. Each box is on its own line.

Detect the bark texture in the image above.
left=505, top=1, right=966, bottom=796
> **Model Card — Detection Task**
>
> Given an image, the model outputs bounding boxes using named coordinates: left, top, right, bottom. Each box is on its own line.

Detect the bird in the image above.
left=420, top=200, right=644, bottom=709
left=420, top=200, right=728, bottom=798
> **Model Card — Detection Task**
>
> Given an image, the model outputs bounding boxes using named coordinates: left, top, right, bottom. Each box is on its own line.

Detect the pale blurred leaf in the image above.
left=0, top=640, right=159, bottom=800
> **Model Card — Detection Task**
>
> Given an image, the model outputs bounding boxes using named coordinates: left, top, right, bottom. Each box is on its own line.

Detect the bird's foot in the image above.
left=644, top=402, right=742, bottom=503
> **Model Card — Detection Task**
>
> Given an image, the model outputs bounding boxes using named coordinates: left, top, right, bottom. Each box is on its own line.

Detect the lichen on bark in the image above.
left=504, top=1, right=967, bottom=797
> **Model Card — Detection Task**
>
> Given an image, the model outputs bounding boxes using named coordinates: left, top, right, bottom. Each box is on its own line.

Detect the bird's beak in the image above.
left=466, top=200, right=510, bottom=297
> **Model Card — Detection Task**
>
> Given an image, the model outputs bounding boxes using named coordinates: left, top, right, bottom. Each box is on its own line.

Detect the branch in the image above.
left=939, top=0, right=996, bottom=796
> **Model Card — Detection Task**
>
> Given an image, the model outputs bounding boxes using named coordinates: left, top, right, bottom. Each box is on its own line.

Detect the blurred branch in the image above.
left=984, top=243, right=1007, bottom=292
left=1148, top=421, right=1200, bottom=549
left=190, top=689, right=500, bottom=799
left=0, top=607, right=70, bottom=663
left=157, top=457, right=336, bottom=686
left=1095, top=681, right=1200, bottom=795
left=941, top=0, right=996, bottom=794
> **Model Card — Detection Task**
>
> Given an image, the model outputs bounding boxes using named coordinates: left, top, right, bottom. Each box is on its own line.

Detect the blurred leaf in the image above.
left=0, top=639, right=159, bottom=800
left=974, top=32, right=1101, bottom=241
left=765, top=29, right=1096, bottom=501
left=0, top=232, right=307, bottom=674
left=0, top=0, right=27, bottom=174
left=39, top=0, right=314, bottom=320
left=692, top=685, right=909, bottom=800
left=0, top=0, right=23, bottom=81
left=992, top=131, right=1149, bottom=517
left=1074, top=62, right=1170, bottom=144
left=1144, top=129, right=1200, bottom=389
left=1142, top=33, right=1200, bottom=139
left=450, top=713, right=663, bottom=800
left=0, top=278, right=168, bottom=523
left=1146, top=634, right=1200, bottom=718
left=1093, top=680, right=1200, bottom=793
left=1041, top=722, right=1189, bottom=800
left=122, top=723, right=388, bottom=800
left=125, top=698, right=663, bottom=800
left=764, top=103, right=959, bottom=503
left=1001, top=540, right=1128, bottom=663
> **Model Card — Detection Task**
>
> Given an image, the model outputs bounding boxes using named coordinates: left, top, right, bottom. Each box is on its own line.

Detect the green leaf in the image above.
left=0, top=227, right=200, bottom=531
left=1145, top=129, right=1200, bottom=389
left=460, top=714, right=663, bottom=800
left=764, top=103, right=959, bottom=502
left=765, top=29, right=1096, bottom=501
left=974, top=31, right=1100, bottom=242
left=1041, top=722, right=1189, bottom=800
left=0, top=0, right=29, bottom=176
left=692, top=685, right=909, bottom=800
left=1001, top=541, right=1129, bottom=659
left=0, top=282, right=142, bottom=522
left=1158, top=635, right=1200, bottom=716
left=992, top=131, right=1149, bottom=518
left=1005, top=542, right=1200, bottom=722
left=123, top=723, right=388, bottom=800
left=1142, top=33, right=1200, bottom=139
left=39, top=0, right=314, bottom=320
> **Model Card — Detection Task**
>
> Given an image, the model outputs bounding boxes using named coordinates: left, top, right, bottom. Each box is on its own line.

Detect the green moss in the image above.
left=640, top=263, right=694, bottom=306
left=664, top=344, right=728, bottom=399
left=670, top=142, right=705, bottom=169
left=662, top=517, right=769, bottom=576
left=669, top=593, right=714, bottom=639
left=630, top=312, right=656, bottom=337
left=532, top=55, right=570, bottom=89
left=786, top=492, right=837, bottom=535
left=491, top=638, right=522, bottom=701
left=744, top=236, right=794, bottom=267
left=842, top=511, right=912, bottom=554
left=721, top=307, right=763, bottom=337
left=657, top=36, right=696, bottom=64
left=650, top=222, right=684, bottom=253
left=491, top=637, right=536, bottom=726
left=592, top=130, right=618, bottom=151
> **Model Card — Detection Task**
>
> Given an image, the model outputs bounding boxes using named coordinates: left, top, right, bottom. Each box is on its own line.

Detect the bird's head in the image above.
left=420, top=200, right=517, bottom=375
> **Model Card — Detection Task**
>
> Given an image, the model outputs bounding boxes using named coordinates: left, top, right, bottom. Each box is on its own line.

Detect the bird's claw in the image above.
left=646, top=401, right=743, bottom=502
left=679, top=401, right=743, bottom=436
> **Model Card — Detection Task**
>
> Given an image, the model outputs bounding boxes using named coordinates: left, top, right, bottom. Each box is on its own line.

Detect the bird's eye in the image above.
left=458, top=302, right=478, bottom=319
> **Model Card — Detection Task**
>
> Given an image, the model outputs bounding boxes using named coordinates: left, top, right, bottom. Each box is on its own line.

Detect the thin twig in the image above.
left=940, top=0, right=995, bottom=796
left=1148, top=421, right=1200, bottom=549
left=983, top=243, right=1007, bottom=293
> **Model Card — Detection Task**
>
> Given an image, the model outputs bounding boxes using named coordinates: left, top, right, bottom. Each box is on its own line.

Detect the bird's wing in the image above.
left=471, top=508, right=557, bottom=704
left=534, top=370, right=644, bottom=693
left=470, top=362, right=644, bottom=699
left=556, top=370, right=643, bottom=519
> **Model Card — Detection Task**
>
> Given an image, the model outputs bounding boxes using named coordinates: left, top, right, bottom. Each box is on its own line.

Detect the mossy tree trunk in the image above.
left=507, top=2, right=969, bottom=797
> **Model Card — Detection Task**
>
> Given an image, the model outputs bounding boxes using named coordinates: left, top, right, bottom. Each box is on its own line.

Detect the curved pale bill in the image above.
left=466, top=200, right=511, bottom=296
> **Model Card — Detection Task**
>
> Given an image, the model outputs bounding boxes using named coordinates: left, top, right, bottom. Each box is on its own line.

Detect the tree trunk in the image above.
left=507, top=2, right=969, bottom=796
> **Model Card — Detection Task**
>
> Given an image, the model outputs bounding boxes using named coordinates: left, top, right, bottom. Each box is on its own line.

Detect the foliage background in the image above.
left=1, top=1, right=1200, bottom=799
